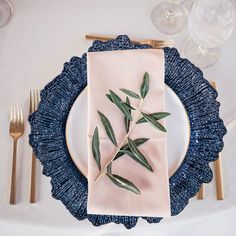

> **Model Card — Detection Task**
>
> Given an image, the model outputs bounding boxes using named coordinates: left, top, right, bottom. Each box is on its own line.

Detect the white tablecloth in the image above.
left=1, top=0, right=236, bottom=235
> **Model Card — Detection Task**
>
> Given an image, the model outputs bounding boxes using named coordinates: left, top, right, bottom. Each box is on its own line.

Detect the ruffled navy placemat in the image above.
left=29, top=35, right=227, bottom=229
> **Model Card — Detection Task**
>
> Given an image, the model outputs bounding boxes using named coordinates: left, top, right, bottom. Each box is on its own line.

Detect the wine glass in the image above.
left=0, top=0, right=13, bottom=28
left=151, top=0, right=189, bottom=35
left=182, top=0, right=236, bottom=68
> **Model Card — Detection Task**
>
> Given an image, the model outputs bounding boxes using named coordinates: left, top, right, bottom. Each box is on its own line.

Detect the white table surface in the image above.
left=1, top=0, right=236, bottom=235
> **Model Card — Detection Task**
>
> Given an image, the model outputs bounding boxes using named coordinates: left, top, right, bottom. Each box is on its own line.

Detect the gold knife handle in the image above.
left=211, top=81, right=224, bottom=200
left=10, top=139, right=17, bottom=204
left=196, top=81, right=217, bottom=200
left=30, top=152, right=36, bottom=203
left=197, top=185, right=204, bottom=200
left=214, top=155, right=224, bottom=200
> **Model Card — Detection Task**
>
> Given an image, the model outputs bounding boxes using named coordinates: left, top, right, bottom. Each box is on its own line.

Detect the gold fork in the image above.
left=140, top=39, right=174, bottom=48
left=85, top=35, right=174, bottom=49
left=9, top=105, right=24, bottom=204
left=29, top=89, right=40, bottom=203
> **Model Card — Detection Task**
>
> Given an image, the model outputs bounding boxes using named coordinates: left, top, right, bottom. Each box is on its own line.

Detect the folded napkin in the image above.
left=87, top=49, right=170, bottom=217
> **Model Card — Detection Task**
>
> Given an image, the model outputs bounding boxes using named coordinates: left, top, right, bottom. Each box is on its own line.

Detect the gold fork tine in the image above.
left=34, top=89, right=37, bottom=111
left=10, top=106, right=13, bottom=123
left=20, top=105, right=23, bottom=125
left=140, top=39, right=174, bottom=45
left=29, top=90, right=32, bottom=113
left=140, top=39, right=174, bottom=49
left=30, top=89, right=40, bottom=203
left=13, top=106, right=16, bottom=124
left=17, top=105, right=20, bottom=125
left=9, top=105, right=24, bottom=204
left=37, top=89, right=40, bottom=109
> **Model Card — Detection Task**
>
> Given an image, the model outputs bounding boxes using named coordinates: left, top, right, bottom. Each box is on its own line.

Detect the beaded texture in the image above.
left=29, top=35, right=227, bottom=229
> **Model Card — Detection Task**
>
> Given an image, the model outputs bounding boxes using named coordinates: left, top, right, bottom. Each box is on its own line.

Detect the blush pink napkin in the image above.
left=87, top=49, right=170, bottom=217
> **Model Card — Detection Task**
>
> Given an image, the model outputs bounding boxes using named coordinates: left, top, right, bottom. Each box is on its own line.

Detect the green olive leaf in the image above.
left=128, top=137, right=153, bottom=172
left=121, top=101, right=135, bottom=110
left=136, top=112, right=171, bottom=124
left=109, top=90, right=132, bottom=121
left=114, top=138, right=149, bottom=160
left=106, top=94, right=114, bottom=103
left=119, top=149, right=152, bottom=171
left=120, top=88, right=140, bottom=99
left=140, top=72, right=149, bottom=99
left=124, top=97, right=131, bottom=133
left=141, top=112, right=167, bottom=132
left=98, top=111, right=117, bottom=146
left=106, top=173, right=141, bottom=195
left=107, top=163, right=112, bottom=175
left=92, top=127, right=101, bottom=170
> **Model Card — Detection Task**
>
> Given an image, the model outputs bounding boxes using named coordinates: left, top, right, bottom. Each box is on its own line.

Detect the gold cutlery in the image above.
left=211, top=81, right=224, bottom=200
left=9, top=105, right=24, bottom=204
left=197, top=185, right=204, bottom=200
left=214, top=154, right=223, bottom=200
left=197, top=81, right=224, bottom=200
left=139, top=39, right=174, bottom=48
left=29, top=89, right=40, bottom=203
left=85, top=35, right=174, bottom=49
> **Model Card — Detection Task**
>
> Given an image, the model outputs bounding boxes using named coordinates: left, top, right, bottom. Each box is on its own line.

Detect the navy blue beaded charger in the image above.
left=29, top=35, right=227, bottom=229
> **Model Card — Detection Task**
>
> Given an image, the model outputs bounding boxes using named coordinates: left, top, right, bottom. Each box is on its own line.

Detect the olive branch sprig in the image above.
left=92, top=72, right=170, bottom=194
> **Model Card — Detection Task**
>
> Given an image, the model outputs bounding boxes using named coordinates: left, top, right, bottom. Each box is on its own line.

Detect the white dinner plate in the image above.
left=66, top=86, right=190, bottom=177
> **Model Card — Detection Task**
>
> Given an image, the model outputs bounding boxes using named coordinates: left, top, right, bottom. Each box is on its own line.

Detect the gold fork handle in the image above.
left=30, top=152, right=36, bottom=203
left=10, top=139, right=18, bottom=205
left=85, top=35, right=140, bottom=43
left=85, top=35, right=114, bottom=41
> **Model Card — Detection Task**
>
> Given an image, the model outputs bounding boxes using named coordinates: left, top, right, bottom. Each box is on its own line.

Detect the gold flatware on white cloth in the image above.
left=29, top=89, right=40, bottom=203
left=211, top=81, right=224, bottom=200
left=197, top=81, right=224, bottom=200
left=9, top=105, right=24, bottom=204
left=214, top=154, right=223, bottom=200
left=85, top=35, right=174, bottom=49
left=197, top=185, right=204, bottom=200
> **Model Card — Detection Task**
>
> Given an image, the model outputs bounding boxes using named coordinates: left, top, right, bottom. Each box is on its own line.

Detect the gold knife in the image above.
left=197, top=81, right=224, bottom=200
